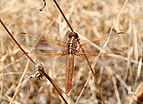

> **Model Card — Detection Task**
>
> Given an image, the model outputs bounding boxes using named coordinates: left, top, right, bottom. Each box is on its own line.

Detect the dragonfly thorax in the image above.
left=66, top=38, right=78, bottom=54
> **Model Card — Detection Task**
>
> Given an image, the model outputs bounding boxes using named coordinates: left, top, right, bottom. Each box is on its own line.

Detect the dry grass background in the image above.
left=0, top=0, right=143, bottom=104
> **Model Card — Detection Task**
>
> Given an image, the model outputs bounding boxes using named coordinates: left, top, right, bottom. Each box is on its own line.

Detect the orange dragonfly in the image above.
left=33, top=31, right=106, bottom=94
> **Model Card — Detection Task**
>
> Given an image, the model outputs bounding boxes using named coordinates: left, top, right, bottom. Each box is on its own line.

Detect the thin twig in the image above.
left=39, top=0, right=46, bottom=11
left=52, top=0, right=74, bottom=32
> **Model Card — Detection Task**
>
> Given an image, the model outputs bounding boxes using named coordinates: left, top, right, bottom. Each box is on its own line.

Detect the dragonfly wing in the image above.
left=33, top=39, right=66, bottom=54
left=39, top=39, right=66, bottom=47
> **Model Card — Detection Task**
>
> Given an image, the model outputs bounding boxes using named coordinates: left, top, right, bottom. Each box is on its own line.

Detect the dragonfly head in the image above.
left=68, top=32, right=79, bottom=39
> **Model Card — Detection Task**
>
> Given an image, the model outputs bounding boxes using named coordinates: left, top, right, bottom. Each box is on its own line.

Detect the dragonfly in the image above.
left=33, top=31, right=106, bottom=94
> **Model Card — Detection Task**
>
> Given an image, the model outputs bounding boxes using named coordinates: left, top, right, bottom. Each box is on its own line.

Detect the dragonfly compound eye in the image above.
left=68, top=32, right=73, bottom=38
left=68, top=32, right=79, bottom=39
left=73, top=32, right=78, bottom=39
